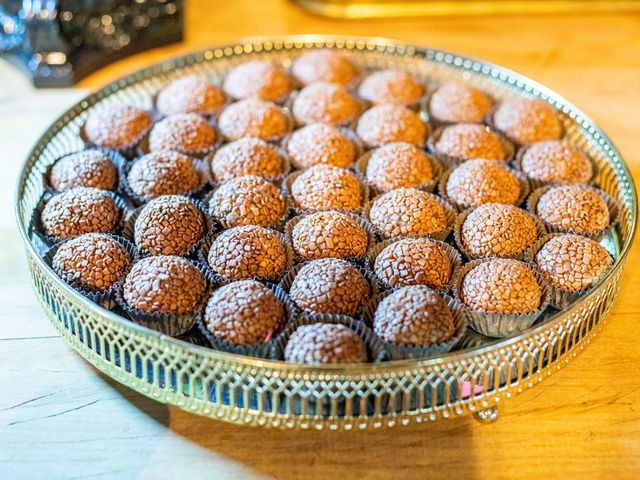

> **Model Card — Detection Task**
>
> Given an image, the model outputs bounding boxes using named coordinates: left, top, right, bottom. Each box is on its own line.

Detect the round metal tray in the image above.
left=16, top=36, right=637, bottom=430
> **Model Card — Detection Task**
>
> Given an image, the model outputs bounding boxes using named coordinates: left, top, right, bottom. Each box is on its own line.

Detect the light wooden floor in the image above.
left=1, top=1, right=639, bottom=479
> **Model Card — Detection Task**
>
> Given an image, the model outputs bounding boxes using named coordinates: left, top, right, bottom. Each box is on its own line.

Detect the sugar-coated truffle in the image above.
left=292, top=82, right=359, bottom=126
left=218, top=98, right=290, bottom=141
left=434, top=123, right=506, bottom=161
left=127, top=151, right=201, bottom=200
left=493, top=98, right=562, bottom=145
left=356, top=104, right=427, bottom=147
left=521, top=140, right=593, bottom=184
left=211, top=137, right=284, bottom=182
left=535, top=185, right=609, bottom=234
left=358, top=69, right=424, bottom=106
left=429, top=83, right=493, bottom=124
left=286, top=123, right=356, bottom=169
left=365, top=142, right=433, bottom=191
left=84, top=104, right=152, bottom=149
left=223, top=60, right=292, bottom=102
left=149, top=113, right=217, bottom=155
left=290, top=165, right=362, bottom=212
left=49, top=150, right=118, bottom=192
left=156, top=75, right=226, bottom=116
left=284, top=323, right=367, bottom=364
left=291, top=50, right=356, bottom=86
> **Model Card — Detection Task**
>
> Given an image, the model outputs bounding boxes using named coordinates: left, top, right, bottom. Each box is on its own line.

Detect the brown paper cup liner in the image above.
left=122, top=197, right=215, bottom=259
left=79, top=111, right=155, bottom=160
left=42, top=234, right=139, bottom=310
left=526, top=184, right=621, bottom=241
left=366, top=237, right=461, bottom=295
left=284, top=211, right=377, bottom=264
left=363, top=190, right=457, bottom=242
left=43, top=148, right=127, bottom=195
left=524, top=233, right=615, bottom=310
left=451, top=258, right=552, bottom=338
left=486, top=103, right=566, bottom=148
left=280, top=259, right=380, bottom=319
left=286, top=89, right=367, bottom=129
left=453, top=206, right=547, bottom=261
left=421, top=88, right=496, bottom=129
left=513, top=143, right=599, bottom=191
left=426, top=125, right=515, bottom=168
left=438, top=163, right=530, bottom=212
left=361, top=291, right=467, bottom=360
left=273, top=312, right=386, bottom=363
left=283, top=169, right=370, bottom=216
left=195, top=282, right=298, bottom=359
left=31, top=190, right=131, bottom=247
left=280, top=126, right=364, bottom=170
left=354, top=149, right=442, bottom=196
left=198, top=229, right=293, bottom=284
left=114, top=260, right=211, bottom=337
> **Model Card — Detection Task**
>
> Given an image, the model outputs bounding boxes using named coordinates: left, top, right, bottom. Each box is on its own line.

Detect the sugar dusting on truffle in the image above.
left=127, top=151, right=201, bottom=200
left=84, top=104, right=152, bottom=149
left=149, top=113, right=217, bottom=155
left=292, top=82, right=359, bottom=126
left=49, top=150, right=118, bottom=192
left=358, top=69, right=424, bottom=106
left=211, top=137, right=283, bottom=182
left=356, top=104, right=426, bottom=147
left=429, top=83, right=493, bottom=124
left=435, top=123, right=506, bottom=161
left=493, top=98, right=562, bottom=145
left=521, top=140, right=592, bottom=184
left=286, top=123, right=356, bottom=169
left=291, top=50, right=356, bottom=86
left=365, top=142, right=433, bottom=191
left=446, top=159, right=521, bottom=209
left=223, top=60, right=292, bottom=102
left=156, top=75, right=226, bottom=116
left=218, top=98, right=289, bottom=141
left=290, top=165, right=362, bottom=212
left=536, top=185, right=609, bottom=234
left=284, top=323, right=367, bottom=364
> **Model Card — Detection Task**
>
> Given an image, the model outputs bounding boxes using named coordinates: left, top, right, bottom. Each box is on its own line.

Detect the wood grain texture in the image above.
left=1, top=1, right=639, bottom=479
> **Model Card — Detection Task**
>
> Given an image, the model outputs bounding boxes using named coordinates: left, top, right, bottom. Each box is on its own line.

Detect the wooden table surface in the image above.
left=1, top=1, right=639, bottom=479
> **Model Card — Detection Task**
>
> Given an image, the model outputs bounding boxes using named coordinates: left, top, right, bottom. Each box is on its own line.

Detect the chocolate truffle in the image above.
left=535, top=185, right=610, bottom=235
left=291, top=211, right=368, bottom=261
left=211, top=137, right=283, bottom=182
left=289, top=258, right=370, bottom=316
left=284, top=323, right=366, bottom=364
left=373, top=286, right=455, bottom=345
left=49, top=150, right=118, bottom=192
left=369, top=188, right=447, bottom=238
left=534, top=234, right=612, bottom=292
left=374, top=238, right=452, bottom=290
left=356, top=104, right=427, bottom=147
left=156, top=75, right=226, bottom=116
left=127, top=151, right=201, bottom=200
left=290, top=165, right=362, bottom=212
left=365, top=142, right=433, bottom=191
left=208, top=225, right=287, bottom=281
left=521, top=140, right=593, bottom=184
left=292, top=82, right=359, bottom=126
left=460, top=259, right=542, bottom=313
left=429, top=83, right=493, bottom=124
left=148, top=113, right=217, bottom=155
left=291, top=50, right=356, bottom=86
left=445, top=159, right=521, bottom=208
left=434, top=123, right=506, bottom=161
left=41, top=187, right=120, bottom=239
left=286, top=123, right=356, bottom=169
left=218, top=98, right=290, bottom=141
left=357, top=69, right=424, bottom=106
left=52, top=233, right=131, bottom=291
left=123, top=256, right=206, bottom=313
left=209, top=175, right=286, bottom=227
left=223, top=60, right=292, bottom=102
left=84, top=104, right=152, bottom=149
left=134, top=196, right=206, bottom=256
left=460, top=204, right=537, bottom=258
left=493, top=98, right=562, bottom=145
left=204, top=280, right=286, bottom=344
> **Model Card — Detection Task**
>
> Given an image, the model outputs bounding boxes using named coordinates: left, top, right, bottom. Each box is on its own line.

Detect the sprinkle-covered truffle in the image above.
left=127, top=151, right=201, bottom=200
left=434, top=123, right=506, bottom=161
left=521, top=140, right=593, bottom=184
left=428, top=83, right=493, bottom=124
left=291, top=211, right=368, bottom=261
left=218, top=98, right=290, bottom=141
left=84, top=104, right=152, bottom=149
left=284, top=323, right=367, bottom=364
left=209, top=175, right=286, bottom=227
left=365, top=142, right=433, bottom=191
left=123, top=256, right=206, bottom=313
left=534, top=234, right=612, bottom=292
left=286, top=123, right=356, bottom=169
left=156, top=75, right=226, bottom=116
left=292, top=82, right=359, bottom=126
left=148, top=113, right=217, bottom=155
left=368, top=188, right=447, bottom=238
left=211, top=137, right=284, bottom=182
left=460, top=259, right=542, bottom=313
left=208, top=225, right=287, bottom=281
left=204, top=280, right=286, bottom=344
left=290, top=165, right=362, bottom=212
left=52, top=233, right=131, bottom=291
left=493, top=98, right=562, bottom=145
left=358, top=69, right=424, bottom=106
left=289, top=258, right=370, bottom=316
left=134, top=196, right=206, bottom=256
left=460, top=203, right=537, bottom=258
left=49, top=150, right=118, bottom=192
left=41, top=187, right=120, bottom=239
left=373, top=286, right=455, bottom=345
left=291, top=50, right=356, bottom=86
left=356, top=104, right=427, bottom=147
left=223, top=60, right=292, bottom=102
left=374, top=238, right=452, bottom=290
left=535, top=185, right=609, bottom=234
left=445, top=159, right=521, bottom=208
